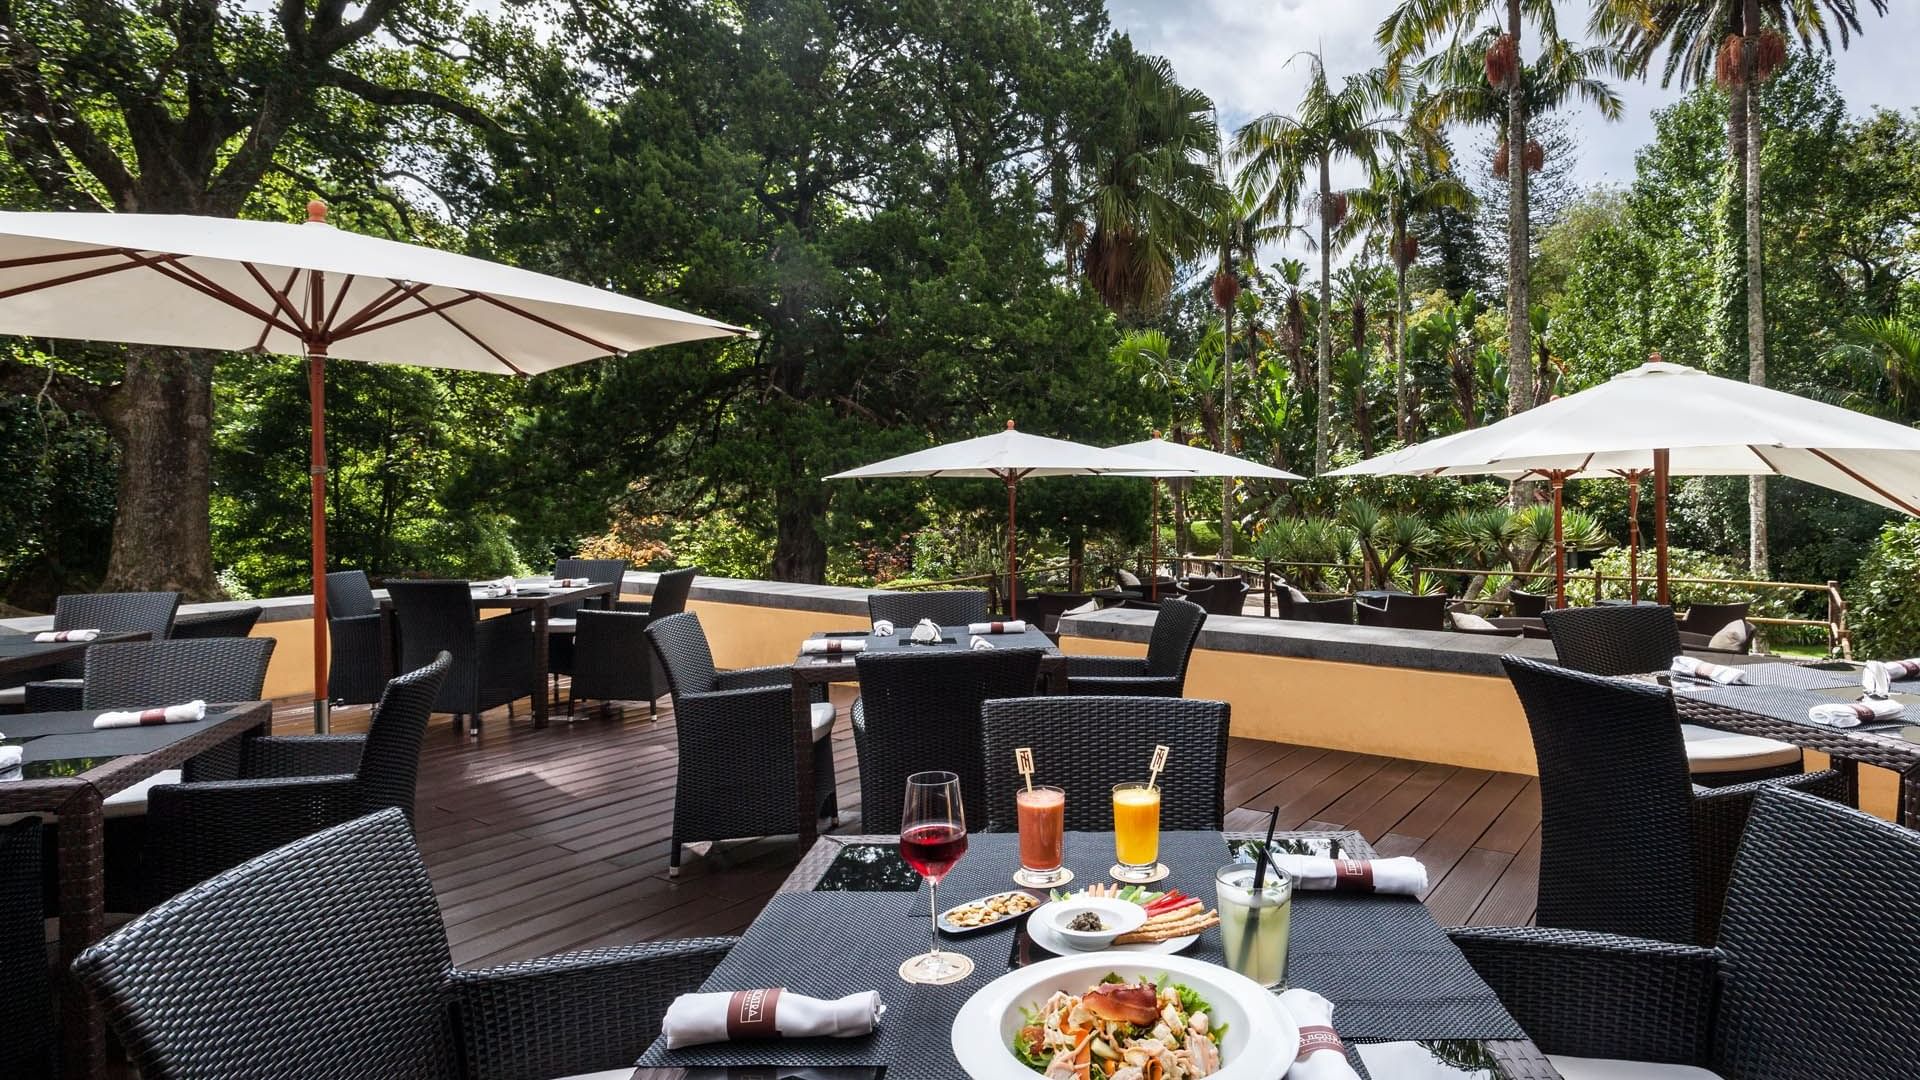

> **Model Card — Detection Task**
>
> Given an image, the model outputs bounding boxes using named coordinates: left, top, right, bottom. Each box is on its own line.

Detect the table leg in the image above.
left=532, top=605, right=550, bottom=728
left=57, top=785, right=106, bottom=1080
left=1902, top=771, right=1919, bottom=830
left=1835, top=758, right=1861, bottom=810
left=793, top=677, right=818, bottom=855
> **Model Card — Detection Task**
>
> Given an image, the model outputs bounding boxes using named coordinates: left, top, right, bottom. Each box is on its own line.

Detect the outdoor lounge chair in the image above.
left=980, top=696, right=1229, bottom=833
left=616, top=564, right=698, bottom=618
left=646, top=612, right=836, bottom=876
left=1453, top=785, right=1920, bottom=1079
left=851, top=648, right=1043, bottom=834
left=1502, top=655, right=1845, bottom=945
left=325, top=570, right=390, bottom=707
left=1063, top=596, right=1206, bottom=697
left=866, top=588, right=990, bottom=628
left=138, top=653, right=450, bottom=907
left=76, top=808, right=733, bottom=1080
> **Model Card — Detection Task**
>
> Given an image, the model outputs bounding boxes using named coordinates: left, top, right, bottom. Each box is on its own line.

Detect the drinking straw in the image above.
left=1239, top=805, right=1281, bottom=975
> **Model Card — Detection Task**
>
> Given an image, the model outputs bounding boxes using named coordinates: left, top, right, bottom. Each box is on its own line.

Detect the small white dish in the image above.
left=1033, top=897, right=1146, bottom=951
left=1027, top=905, right=1200, bottom=957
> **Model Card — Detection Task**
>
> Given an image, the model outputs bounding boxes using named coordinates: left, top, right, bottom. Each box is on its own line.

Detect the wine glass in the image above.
left=897, top=770, right=974, bottom=985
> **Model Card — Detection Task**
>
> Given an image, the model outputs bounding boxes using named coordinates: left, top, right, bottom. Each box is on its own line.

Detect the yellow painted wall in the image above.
left=255, top=617, right=319, bottom=701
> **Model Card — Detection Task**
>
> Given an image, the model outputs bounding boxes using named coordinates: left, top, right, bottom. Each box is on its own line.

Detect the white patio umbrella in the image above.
left=826, top=422, right=1177, bottom=617
left=1328, top=360, right=1920, bottom=606
left=0, top=204, right=750, bottom=727
left=1108, top=435, right=1303, bottom=599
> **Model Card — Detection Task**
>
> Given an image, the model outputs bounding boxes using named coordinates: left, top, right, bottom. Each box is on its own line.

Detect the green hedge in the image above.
left=1849, top=520, right=1920, bottom=659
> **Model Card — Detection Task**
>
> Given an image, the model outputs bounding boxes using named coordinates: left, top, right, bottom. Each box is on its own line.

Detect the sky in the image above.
left=1104, top=0, right=1920, bottom=261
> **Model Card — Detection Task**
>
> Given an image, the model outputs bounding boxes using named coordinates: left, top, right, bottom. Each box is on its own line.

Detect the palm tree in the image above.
left=1076, top=37, right=1224, bottom=313
left=1833, top=314, right=1920, bottom=424
left=1273, top=257, right=1313, bottom=395
left=1380, top=0, right=1621, bottom=423
left=1590, top=0, right=1888, bottom=574
left=1343, top=89, right=1474, bottom=441
left=1234, top=53, right=1394, bottom=472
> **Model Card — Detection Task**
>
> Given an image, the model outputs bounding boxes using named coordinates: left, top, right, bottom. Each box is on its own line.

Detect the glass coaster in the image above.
left=1013, top=867, right=1073, bottom=889
left=1110, top=863, right=1170, bottom=884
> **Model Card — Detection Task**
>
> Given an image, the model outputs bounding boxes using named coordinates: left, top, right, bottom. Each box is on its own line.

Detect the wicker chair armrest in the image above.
left=475, top=608, right=535, bottom=645
left=679, top=684, right=792, bottom=711
left=329, top=611, right=384, bottom=633
left=1068, top=675, right=1181, bottom=696
left=714, top=664, right=795, bottom=691
left=145, top=775, right=364, bottom=902
left=452, top=937, right=736, bottom=1080
left=614, top=599, right=652, bottom=615
left=239, top=734, right=367, bottom=779
left=1064, top=655, right=1150, bottom=678
left=1449, top=926, right=1719, bottom=1064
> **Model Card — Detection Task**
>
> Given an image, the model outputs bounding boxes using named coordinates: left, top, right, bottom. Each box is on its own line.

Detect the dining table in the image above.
left=0, top=629, right=150, bottom=685
left=1646, top=658, right=1920, bottom=826
left=631, top=829, right=1557, bottom=1079
left=0, top=700, right=273, bottom=1080
left=377, top=577, right=619, bottom=727
left=786, top=625, right=1069, bottom=854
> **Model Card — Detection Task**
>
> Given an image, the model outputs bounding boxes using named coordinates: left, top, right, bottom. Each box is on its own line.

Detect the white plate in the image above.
left=1032, top=897, right=1148, bottom=950
left=1027, top=900, right=1200, bottom=956
left=950, top=951, right=1298, bottom=1080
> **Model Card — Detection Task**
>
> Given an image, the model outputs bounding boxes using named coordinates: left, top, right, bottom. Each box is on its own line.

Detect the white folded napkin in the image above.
left=966, top=620, right=1027, bottom=634
left=1279, top=989, right=1358, bottom=1079
left=1885, top=658, right=1920, bottom=680
left=1270, top=854, right=1427, bottom=896
left=871, top=620, right=895, bottom=637
left=1671, top=655, right=1748, bottom=685
left=1808, top=697, right=1905, bottom=729
left=34, top=629, right=98, bottom=643
left=478, top=576, right=518, bottom=595
left=909, top=618, right=942, bottom=645
left=0, top=744, right=20, bottom=781
left=968, top=635, right=995, bottom=650
left=800, top=638, right=866, bottom=656
left=550, top=577, right=590, bottom=588
left=93, top=700, right=207, bottom=730
left=660, top=988, right=883, bottom=1048
left=1864, top=661, right=1893, bottom=698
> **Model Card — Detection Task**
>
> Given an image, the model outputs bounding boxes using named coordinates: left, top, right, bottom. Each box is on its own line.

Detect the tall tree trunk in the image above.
left=1394, top=208, right=1410, bottom=442
left=1505, top=0, right=1532, bottom=418
left=1315, top=152, right=1333, bottom=473
left=772, top=482, right=828, bottom=582
left=101, top=347, right=220, bottom=597
left=1742, top=1, right=1769, bottom=576
left=1220, top=288, right=1235, bottom=566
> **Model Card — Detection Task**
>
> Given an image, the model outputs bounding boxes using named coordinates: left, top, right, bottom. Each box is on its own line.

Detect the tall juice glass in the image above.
left=1014, top=785, right=1067, bottom=886
left=1111, top=782, right=1161, bottom=881
left=1216, top=864, right=1292, bottom=988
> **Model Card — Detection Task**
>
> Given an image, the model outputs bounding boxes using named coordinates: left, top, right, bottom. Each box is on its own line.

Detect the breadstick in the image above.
left=1114, top=910, right=1220, bottom=944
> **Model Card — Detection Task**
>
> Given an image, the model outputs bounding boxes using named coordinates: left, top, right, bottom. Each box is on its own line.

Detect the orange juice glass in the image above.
left=1111, top=782, right=1162, bottom=880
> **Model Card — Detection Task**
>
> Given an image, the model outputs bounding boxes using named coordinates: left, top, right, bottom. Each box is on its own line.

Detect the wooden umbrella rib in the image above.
left=331, top=293, right=482, bottom=340
left=425, top=303, right=526, bottom=375
left=322, top=273, right=357, bottom=334
left=469, top=291, right=622, bottom=354
left=0, top=255, right=154, bottom=300
left=148, top=256, right=304, bottom=337
left=1807, top=447, right=1920, bottom=515
left=0, top=245, right=134, bottom=271
left=328, top=280, right=428, bottom=337
left=239, top=261, right=312, bottom=337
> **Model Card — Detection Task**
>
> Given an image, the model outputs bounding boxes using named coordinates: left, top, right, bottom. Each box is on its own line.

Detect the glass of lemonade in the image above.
left=1216, top=864, right=1293, bottom=988
left=1015, top=785, right=1067, bottom=886
left=1111, top=782, right=1162, bottom=881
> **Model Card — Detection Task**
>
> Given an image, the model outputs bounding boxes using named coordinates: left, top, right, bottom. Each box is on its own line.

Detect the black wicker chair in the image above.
left=82, top=637, right=277, bottom=712
left=388, top=579, right=535, bottom=737
left=980, top=696, right=1229, bottom=833
left=567, top=609, right=666, bottom=715
left=1453, top=785, right=1920, bottom=1079
left=138, top=654, right=452, bottom=907
left=866, top=588, right=991, bottom=628
left=325, top=570, right=390, bottom=707
left=546, top=557, right=629, bottom=681
left=1357, top=592, right=1449, bottom=631
left=850, top=648, right=1045, bottom=834
left=1508, top=588, right=1552, bottom=618
left=1502, top=655, right=1844, bottom=946
left=646, top=612, right=836, bottom=876
left=1541, top=603, right=1683, bottom=677
left=1177, top=576, right=1249, bottom=617
left=1676, top=601, right=1754, bottom=654
left=617, top=565, right=698, bottom=617
left=22, top=590, right=181, bottom=710
left=1288, top=596, right=1354, bottom=624
left=75, top=809, right=734, bottom=1080
left=1, top=818, right=52, bottom=1078
left=169, top=605, right=263, bottom=640
left=1022, top=591, right=1097, bottom=636
left=1063, top=597, right=1207, bottom=697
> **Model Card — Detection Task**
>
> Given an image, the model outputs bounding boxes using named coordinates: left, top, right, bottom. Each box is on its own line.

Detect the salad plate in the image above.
left=950, top=952, right=1298, bottom=1080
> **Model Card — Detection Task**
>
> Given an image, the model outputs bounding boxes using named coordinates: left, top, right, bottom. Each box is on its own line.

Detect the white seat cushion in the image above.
left=545, top=618, right=577, bottom=634
left=101, top=770, right=182, bottom=819
left=1451, top=611, right=1497, bottom=631
left=810, top=701, right=837, bottom=741
left=0, top=685, right=23, bottom=705
left=549, top=1071, right=636, bottom=1080
left=1549, top=1054, right=1724, bottom=1079
left=1707, top=619, right=1749, bottom=651
left=1682, top=724, right=1802, bottom=774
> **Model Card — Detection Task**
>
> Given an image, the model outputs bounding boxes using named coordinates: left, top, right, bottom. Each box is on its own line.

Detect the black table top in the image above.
left=0, top=631, right=146, bottom=681
left=1, top=705, right=254, bottom=780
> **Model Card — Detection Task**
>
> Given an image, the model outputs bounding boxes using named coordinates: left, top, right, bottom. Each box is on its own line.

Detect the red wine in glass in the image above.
left=900, top=824, right=968, bottom=882
left=898, top=770, right=973, bottom=984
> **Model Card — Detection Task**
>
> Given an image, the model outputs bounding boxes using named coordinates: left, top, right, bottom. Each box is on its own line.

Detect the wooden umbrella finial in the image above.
left=1152, top=429, right=1162, bottom=439
left=1648, top=348, right=1663, bottom=364
left=306, top=200, right=329, bottom=224
left=1006, top=419, right=1016, bottom=430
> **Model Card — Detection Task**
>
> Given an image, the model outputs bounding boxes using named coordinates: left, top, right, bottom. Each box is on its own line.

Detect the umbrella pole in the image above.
left=1005, top=473, right=1019, bottom=620
left=308, top=340, right=331, bottom=733
left=1627, top=472, right=1641, bottom=604
left=1654, top=449, right=1671, bottom=606
left=1150, top=480, right=1160, bottom=602
left=1550, top=472, right=1567, bottom=609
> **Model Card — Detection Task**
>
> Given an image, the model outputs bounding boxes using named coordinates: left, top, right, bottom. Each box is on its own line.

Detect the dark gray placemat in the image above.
left=1681, top=682, right=1900, bottom=729
left=1741, top=662, right=1863, bottom=691
left=636, top=893, right=996, bottom=1077
left=20, top=708, right=244, bottom=761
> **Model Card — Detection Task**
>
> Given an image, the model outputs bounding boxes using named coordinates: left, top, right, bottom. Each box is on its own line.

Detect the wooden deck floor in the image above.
left=289, top=689, right=1540, bottom=967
